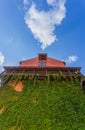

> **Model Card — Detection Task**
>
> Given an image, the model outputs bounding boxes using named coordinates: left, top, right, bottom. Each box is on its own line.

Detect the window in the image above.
left=38, top=62, right=46, bottom=66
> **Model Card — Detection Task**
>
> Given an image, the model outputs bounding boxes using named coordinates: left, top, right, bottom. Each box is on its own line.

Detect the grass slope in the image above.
left=0, top=80, right=85, bottom=130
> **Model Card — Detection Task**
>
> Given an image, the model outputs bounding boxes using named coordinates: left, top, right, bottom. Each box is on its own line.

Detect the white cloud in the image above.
left=23, top=0, right=29, bottom=5
left=23, top=0, right=29, bottom=10
left=47, top=0, right=57, bottom=6
left=0, top=52, right=4, bottom=66
left=24, top=0, right=66, bottom=49
left=66, top=56, right=78, bottom=64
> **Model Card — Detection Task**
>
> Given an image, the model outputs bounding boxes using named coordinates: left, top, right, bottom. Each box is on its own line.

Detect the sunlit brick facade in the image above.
left=20, top=53, right=66, bottom=67
left=3, top=53, right=81, bottom=76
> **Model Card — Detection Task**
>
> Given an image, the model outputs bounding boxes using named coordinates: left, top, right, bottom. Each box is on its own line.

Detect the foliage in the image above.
left=0, top=79, right=85, bottom=130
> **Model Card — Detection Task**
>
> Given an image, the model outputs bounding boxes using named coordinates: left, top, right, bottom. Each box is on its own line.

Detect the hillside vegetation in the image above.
left=0, top=79, right=85, bottom=130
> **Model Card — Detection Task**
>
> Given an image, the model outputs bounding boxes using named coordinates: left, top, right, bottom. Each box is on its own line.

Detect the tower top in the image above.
left=38, top=53, right=47, bottom=60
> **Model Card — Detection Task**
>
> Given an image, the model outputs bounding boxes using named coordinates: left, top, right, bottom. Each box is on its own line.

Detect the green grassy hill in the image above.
left=0, top=79, right=85, bottom=130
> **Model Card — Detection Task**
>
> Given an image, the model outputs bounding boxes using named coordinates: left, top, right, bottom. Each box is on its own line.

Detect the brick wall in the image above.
left=20, top=57, right=66, bottom=67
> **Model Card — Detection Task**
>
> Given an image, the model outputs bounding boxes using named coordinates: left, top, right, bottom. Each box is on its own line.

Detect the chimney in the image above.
left=38, top=53, right=47, bottom=61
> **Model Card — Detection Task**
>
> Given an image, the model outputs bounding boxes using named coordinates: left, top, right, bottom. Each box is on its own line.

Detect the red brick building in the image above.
left=20, top=53, right=66, bottom=67
left=4, top=53, right=81, bottom=75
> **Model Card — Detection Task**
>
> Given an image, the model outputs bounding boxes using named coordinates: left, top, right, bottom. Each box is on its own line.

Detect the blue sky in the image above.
left=0, top=0, right=85, bottom=75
